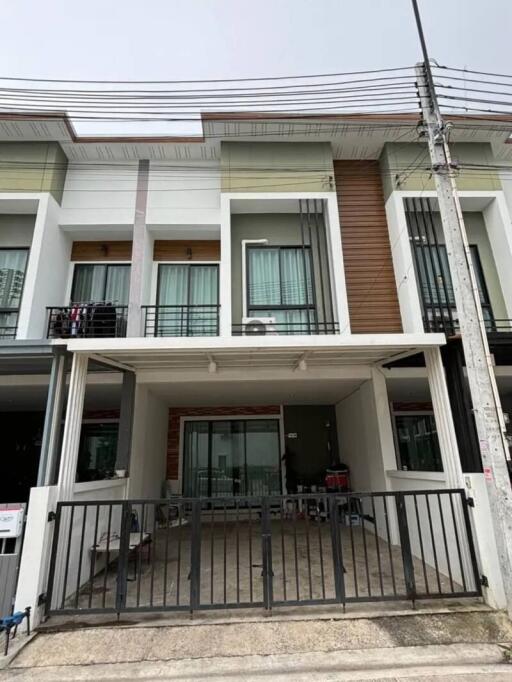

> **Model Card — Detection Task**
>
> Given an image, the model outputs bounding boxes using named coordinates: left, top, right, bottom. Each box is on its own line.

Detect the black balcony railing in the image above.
left=422, top=304, right=512, bottom=337
left=47, top=304, right=128, bottom=339
left=143, top=304, right=220, bottom=337
left=232, top=320, right=340, bottom=336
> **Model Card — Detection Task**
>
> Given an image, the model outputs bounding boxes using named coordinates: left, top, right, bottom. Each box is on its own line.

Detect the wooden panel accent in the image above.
left=71, top=241, right=132, bottom=262
left=334, top=160, right=402, bottom=333
left=154, top=240, right=220, bottom=262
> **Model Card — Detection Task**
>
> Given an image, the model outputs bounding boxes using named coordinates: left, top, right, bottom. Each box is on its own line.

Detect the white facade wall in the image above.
left=146, top=162, right=220, bottom=227
left=17, top=194, right=72, bottom=339
left=60, top=162, right=138, bottom=226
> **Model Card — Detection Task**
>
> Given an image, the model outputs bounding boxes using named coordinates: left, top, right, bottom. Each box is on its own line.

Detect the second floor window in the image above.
left=247, top=246, right=315, bottom=333
left=414, top=244, right=494, bottom=329
left=71, top=264, right=131, bottom=305
left=157, top=264, right=219, bottom=336
left=0, top=248, right=29, bottom=338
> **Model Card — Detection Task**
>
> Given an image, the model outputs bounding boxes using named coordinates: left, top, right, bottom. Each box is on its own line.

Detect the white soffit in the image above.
left=64, top=334, right=445, bottom=372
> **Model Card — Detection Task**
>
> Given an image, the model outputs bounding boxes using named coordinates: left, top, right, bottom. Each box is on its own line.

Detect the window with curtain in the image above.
left=247, top=246, right=315, bottom=333
left=71, top=264, right=131, bottom=304
left=394, top=413, right=443, bottom=472
left=157, top=264, right=219, bottom=336
left=0, top=248, right=29, bottom=338
left=414, top=244, right=494, bottom=329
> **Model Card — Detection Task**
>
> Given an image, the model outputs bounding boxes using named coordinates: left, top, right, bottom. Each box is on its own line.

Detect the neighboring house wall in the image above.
left=426, top=211, right=508, bottom=322
left=0, top=142, right=68, bottom=203
left=221, top=141, right=334, bottom=193
left=380, top=142, right=501, bottom=199
left=0, top=214, right=35, bottom=247
left=334, top=160, right=402, bottom=333
left=166, top=405, right=281, bottom=483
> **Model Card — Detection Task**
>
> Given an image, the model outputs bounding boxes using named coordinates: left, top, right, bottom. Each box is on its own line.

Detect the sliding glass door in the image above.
left=157, top=264, right=219, bottom=336
left=183, top=419, right=281, bottom=497
left=71, top=264, right=131, bottom=304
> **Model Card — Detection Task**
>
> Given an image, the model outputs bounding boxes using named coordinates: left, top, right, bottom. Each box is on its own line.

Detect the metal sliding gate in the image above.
left=45, top=489, right=481, bottom=617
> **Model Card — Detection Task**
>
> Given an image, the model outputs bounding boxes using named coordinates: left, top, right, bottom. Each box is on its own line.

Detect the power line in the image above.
left=0, top=66, right=415, bottom=85
left=435, top=65, right=512, bottom=81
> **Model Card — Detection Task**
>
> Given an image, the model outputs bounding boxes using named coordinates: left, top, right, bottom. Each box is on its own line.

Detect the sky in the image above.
left=0, top=0, right=510, bottom=135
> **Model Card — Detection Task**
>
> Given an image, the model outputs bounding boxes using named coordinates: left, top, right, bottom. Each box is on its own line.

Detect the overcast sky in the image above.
left=0, top=0, right=510, bottom=135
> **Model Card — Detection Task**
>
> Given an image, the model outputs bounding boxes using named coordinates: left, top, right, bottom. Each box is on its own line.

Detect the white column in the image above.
left=385, top=191, right=424, bottom=333
left=57, top=353, right=88, bottom=500
left=370, top=367, right=401, bottom=545
left=219, top=194, right=232, bottom=337
left=127, top=160, right=151, bottom=337
left=425, top=346, right=464, bottom=488
left=325, top=194, right=351, bottom=334
left=14, top=486, right=58, bottom=630
left=38, top=349, right=67, bottom=486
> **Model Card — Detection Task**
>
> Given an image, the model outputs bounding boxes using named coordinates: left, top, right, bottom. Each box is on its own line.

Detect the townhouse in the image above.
left=0, top=112, right=511, bottom=623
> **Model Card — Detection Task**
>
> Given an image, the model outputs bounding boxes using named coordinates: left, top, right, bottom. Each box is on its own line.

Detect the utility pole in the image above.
left=411, top=0, right=512, bottom=615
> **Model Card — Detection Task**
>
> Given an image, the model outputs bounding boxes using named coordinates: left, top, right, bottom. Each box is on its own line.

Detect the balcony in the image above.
left=422, top=304, right=512, bottom=338
left=0, top=310, right=19, bottom=339
left=142, top=304, right=220, bottom=337
left=232, top=313, right=339, bottom=336
left=47, top=304, right=128, bottom=339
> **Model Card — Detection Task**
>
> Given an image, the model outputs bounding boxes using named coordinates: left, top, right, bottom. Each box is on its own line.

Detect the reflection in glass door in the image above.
left=183, top=419, right=281, bottom=497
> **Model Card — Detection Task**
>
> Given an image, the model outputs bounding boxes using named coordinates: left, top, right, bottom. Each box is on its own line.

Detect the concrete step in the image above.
left=4, top=609, right=512, bottom=681
left=2, top=643, right=512, bottom=681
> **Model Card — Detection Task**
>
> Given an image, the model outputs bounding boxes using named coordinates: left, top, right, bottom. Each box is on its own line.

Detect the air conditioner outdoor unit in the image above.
left=242, top=316, right=278, bottom=335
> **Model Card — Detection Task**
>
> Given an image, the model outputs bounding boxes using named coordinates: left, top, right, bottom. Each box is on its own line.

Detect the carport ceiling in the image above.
left=96, top=345, right=426, bottom=372
left=148, top=377, right=365, bottom=406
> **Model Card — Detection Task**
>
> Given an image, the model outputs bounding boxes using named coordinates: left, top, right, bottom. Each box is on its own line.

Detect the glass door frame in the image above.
left=155, top=262, right=220, bottom=337
left=180, top=414, right=285, bottom=498
left=70, top=262, right=131, bottom=304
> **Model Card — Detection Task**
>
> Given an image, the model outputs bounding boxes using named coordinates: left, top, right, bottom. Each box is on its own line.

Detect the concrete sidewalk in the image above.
left=3, top=609, right=512, bottom=681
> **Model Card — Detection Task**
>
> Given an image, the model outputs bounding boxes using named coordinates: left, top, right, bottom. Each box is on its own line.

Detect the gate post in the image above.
left=396, top=492, right=417, bottom=606
left=261, top=497, right=273, bottom=611
left=328, top=495, right=346, bottom=609
left=189, top=499, right=202, bottom=613
left=44, top=502, right=62, bottom=617
left=116, top=501, right=132, bottom=614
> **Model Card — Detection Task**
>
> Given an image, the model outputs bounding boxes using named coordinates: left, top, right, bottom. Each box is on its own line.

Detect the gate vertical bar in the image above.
left=396, top=492, right=417, bottom=606
left=329, top=495, right=346, bottom=609
left=261, top=497, right=273, bottom=610
left=116, top=501, right=132, bottom=614
left=189, top=499, right=202, bottom=612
